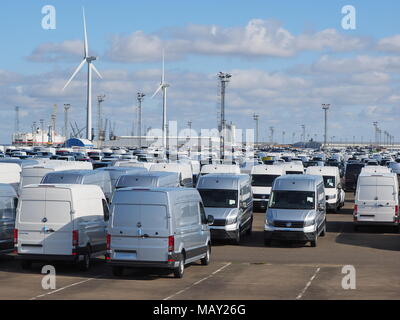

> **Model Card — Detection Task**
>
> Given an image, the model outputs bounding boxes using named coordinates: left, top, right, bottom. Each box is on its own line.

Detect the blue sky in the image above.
left=1, top=0, right=400, bottom=144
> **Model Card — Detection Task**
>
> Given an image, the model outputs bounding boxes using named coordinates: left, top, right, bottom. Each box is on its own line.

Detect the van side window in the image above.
left=102, top=199, right=110, bottom=221
left=199, top=202, right=207, bottom=224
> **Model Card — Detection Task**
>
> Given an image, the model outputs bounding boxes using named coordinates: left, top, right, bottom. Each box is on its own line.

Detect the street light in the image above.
left=322, top=104, right=330, bottom=148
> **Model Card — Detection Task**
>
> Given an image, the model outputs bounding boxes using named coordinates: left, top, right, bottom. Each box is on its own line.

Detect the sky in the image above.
left=1, top=0, right=400, bottom=144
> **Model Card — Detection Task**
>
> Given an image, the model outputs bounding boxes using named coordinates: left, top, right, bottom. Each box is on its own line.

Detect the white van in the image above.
left=150, top=163, right=193, bottom=187
left=200, top=164, right=241, bottom=176
left=107, top=188, right=213, bottom=278
left=15, top=184, right=109, bottom=270
left=354, top=172, right=399, bottom=232
left=305, top=166, right=345, bottom=212
left=251, top=165, right=285, bottom=212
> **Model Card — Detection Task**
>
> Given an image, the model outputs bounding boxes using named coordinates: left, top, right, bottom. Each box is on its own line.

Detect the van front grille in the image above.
left=211, top=219, right=227, bottom=226
left=274, top=221, right=304, bottom=228
left=253, top=194, right=269, bottom=199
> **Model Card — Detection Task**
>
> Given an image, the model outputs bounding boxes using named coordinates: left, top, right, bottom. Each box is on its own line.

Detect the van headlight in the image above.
left=226, top=215, right=238, bottom=225
left=304, top=219, right=315, bottom=227
left=266, top=212, right=274, bottom=226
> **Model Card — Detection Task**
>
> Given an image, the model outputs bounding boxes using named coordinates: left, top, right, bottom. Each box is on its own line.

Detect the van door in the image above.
left=110, top=204, right=140, bottom=261
left=374, top=181, right=397, bottom=222
left=137, top=204, right=169, bottom=262
left=18, top=200, right=46, bottom=255
left=43, top=201, right=73, bottom=255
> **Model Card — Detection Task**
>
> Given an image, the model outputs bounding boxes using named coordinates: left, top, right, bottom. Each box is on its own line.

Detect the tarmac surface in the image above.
left=0, top=193, right=399, bottom=300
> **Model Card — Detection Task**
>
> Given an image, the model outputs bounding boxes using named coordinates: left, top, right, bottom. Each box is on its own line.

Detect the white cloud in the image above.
left=27, top=40, right=85, bottom=62
left=376, top=34, right=400, bottom=52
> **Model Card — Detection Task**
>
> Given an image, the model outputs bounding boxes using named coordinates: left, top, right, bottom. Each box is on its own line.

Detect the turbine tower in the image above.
left=151, top=50, right=170, bottom=148
left=62, top=7, right=102, bottom=141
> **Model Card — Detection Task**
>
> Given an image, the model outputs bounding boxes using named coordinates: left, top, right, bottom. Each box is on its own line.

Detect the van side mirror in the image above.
left=207, top=215, right=214, bottom=225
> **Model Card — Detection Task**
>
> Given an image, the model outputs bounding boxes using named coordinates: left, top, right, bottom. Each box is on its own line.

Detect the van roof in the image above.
left=305, top=166, right=339, bottom=176
left=251, top=165, right=285, bottom=175
left=273, top=174, right=323, bottom=192
left=112, top=187, right=202, bottom=204
left=197, top=173, right=249, bottom=190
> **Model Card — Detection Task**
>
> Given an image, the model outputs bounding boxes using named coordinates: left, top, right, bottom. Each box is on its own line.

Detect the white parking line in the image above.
left=30, top=275, right=103, bottom=300
left=296, top=267, right=320, bottom=300
left=163, top=262, right=232, bottom=300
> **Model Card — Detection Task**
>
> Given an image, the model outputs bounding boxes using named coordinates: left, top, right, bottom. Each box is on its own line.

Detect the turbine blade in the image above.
left=91, top=63, right=103, bottom=79
left=63, top=59, right=86, bottom=91
left=151, top=85, right=163, bottom=99
left=82, top=7, right=88, bottom=57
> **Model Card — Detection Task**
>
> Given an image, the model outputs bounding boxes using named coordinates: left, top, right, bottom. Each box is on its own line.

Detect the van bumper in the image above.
left=15, top=254, right=78, bottom=262
left=210, top=229, right=237, bottom=240
left=106, top=253, right=182, bottom=269
left=354, top=221, right=398, bottom=227
left=264, top=230, right=316, bottom=242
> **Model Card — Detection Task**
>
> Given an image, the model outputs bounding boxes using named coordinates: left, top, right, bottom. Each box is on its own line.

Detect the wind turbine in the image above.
left=62, top=7, right=102, bottom=141
left=151, top=51, right=170, bottom=148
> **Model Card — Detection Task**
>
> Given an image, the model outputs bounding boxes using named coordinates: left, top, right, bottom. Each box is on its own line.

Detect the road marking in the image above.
left=296, top=267, right=320, bottom=300
left=30, top=275, right=103, bottom=300
left=163, top=262, right=231, bottom=300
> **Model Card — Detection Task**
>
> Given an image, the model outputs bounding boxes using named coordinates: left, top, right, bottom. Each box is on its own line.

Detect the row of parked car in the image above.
left=1, top=151, right=399, bottom=278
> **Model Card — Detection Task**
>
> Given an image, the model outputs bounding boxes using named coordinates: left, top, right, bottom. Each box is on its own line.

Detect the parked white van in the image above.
left=150, top=163, right=193, bottom=187
left=107, top=187, right=213, bottom=278
left=305, top=166, right=345, bottom=212
left=15, top=184, right=109, bottom=270
left=354, top=172, right=399, bottom=232
left=97, top=167, right=148, bottom=189
left=197, top=174, right=253, bottom=244
left=200, top=164, right=241, bottom=176
left=251, top=165, right=285, bottom=212
left=115, top=171, right=180, bottom=189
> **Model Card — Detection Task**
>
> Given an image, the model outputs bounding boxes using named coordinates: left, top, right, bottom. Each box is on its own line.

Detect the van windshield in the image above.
left=251, top=174, right=280, bottom=187
left=323, top=176, right=335, bottom=189
left=0, top=197, right=15, bottom=219
left=286, top=171, right=303, bottom=175
left=269, top=191, right=315, bottom=210
left=198, top=189, right=238, bottom=208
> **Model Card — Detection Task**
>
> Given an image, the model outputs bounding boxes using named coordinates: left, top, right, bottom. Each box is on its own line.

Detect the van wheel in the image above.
left=233, top=229, right=241, bottom=245
left=112, top=266, right=124, bottom=277
left=310, top=234, right=318, bottom=247
left=320, top=222, right=326, bottom=237
left=246, top=218, right=253, bottom=236
left=201, top=245, right=211, bottom=266
left=78, top=250, right=91, bottom=271
left=174, top=258, right=185, bottom=278
left=21, top=260, right=31, bottom=270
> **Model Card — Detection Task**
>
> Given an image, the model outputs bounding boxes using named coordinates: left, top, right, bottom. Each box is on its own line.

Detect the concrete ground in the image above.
left=0, top=193, right=399, bottom=300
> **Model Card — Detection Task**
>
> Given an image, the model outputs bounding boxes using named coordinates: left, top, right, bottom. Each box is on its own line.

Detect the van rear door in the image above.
left=18, top=197, right=46, bottom=255
left=110, top=203, right=169, bottom=262
left=137, top=204, right=169, bottom=262
left=43, top=200, right=73, bottom=255
left=110, top=204, right=140, bottom=261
